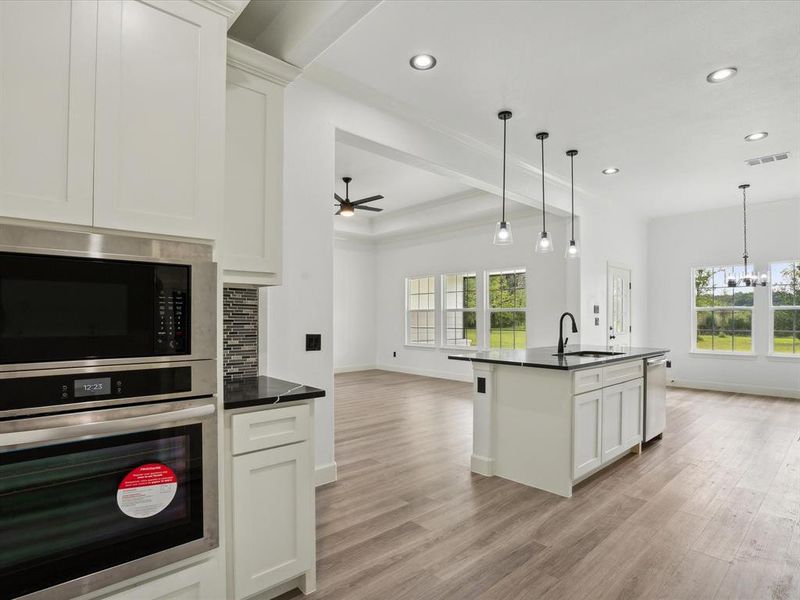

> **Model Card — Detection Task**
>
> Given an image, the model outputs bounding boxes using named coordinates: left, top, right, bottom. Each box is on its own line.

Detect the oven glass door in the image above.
left=0, top=252, right=190, bottom=365
left=0, top=424, right=204, bottom=599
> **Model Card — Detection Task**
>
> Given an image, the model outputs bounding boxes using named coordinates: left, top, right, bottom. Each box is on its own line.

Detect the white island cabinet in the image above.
left=453, top=347, right=665, bottom=498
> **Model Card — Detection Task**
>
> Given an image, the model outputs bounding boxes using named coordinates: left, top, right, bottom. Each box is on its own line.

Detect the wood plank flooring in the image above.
left=279, top=370, right=800, bottom=600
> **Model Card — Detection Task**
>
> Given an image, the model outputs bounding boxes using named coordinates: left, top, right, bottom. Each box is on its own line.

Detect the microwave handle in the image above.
left=1, top=403, right=215, bottom=447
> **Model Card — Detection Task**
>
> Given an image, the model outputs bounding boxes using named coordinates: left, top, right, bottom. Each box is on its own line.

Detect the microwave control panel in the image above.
left=154, top=266, right=190, bottom=355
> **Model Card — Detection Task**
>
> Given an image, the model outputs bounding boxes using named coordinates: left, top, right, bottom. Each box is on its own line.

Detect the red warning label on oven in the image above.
left=117, top=463, right=178, bottom=519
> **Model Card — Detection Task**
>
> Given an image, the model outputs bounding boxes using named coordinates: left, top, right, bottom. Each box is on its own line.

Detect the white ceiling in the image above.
left=315, top=0, right=800, bottom=219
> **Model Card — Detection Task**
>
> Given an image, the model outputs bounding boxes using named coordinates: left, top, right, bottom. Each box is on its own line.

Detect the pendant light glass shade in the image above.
left=565, top=149, right=580, bottom=258
left=535, top=131, right=552, bottom=254
left=536, top=231, right=553, bottom=253
left=494, top=220, right=513, bottom=245
left=493, top=110, right=513, bottom=245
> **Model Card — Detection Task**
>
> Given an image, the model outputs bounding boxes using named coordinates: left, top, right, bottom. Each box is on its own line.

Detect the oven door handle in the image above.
left=1, top=403, right=216, bottom=447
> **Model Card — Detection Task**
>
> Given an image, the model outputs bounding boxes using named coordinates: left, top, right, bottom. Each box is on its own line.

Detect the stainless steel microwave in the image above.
left=0, top=224, right=215, bottom=371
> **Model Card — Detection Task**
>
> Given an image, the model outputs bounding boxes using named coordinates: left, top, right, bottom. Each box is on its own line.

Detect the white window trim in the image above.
left=440, top=272, right=480, bottom=351
left=768, top=259, right=800, bottom=358
left=690, top=265, right=756, bottom=356
left=404, top=274, right=437, bottom=347
left=485, top=267, right=527, bottom=351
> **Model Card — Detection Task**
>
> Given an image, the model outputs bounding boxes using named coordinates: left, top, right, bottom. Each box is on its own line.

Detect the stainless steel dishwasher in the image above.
left=644, top=356, right=667, bottom=441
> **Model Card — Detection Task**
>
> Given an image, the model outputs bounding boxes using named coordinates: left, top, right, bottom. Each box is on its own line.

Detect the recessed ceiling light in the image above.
left=744, top=131, right=768, bottom=142
left=602, top=168, right=619, bottom=175
left=706, top=67, right=738, bottom=83
left=410, top=54, right=437, bottom=70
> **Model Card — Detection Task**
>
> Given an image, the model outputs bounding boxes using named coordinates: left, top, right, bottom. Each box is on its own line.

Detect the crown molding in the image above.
left=227, top=39, right=302, bottom=87
left=191, top=0, right=237, bottom=21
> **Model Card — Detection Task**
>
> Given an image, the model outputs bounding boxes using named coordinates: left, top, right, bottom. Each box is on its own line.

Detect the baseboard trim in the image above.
left=374, top=363, right=472, bottom=383
left=315, top=462, right=338, bottom=486
left=471, top=454, right=495, bottom=476
left=334, top=364, right=377, bottom=374
left=668, top=379, right=800, bottom=400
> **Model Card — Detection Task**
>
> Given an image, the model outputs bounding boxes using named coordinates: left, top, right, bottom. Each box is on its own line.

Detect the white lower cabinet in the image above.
left=572, top=390, right=602, bottom=479
left=227, top=403, right=315, bottom=600
left=573, top=373, right=643, bottom=480
left=97, top=557, right=224, bottom=600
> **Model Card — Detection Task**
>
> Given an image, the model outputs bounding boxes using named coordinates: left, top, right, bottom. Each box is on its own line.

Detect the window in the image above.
left=487, top=268, right=526, bottom=349
left=770, top=260, right=800, bottom=355
left=406, top=276, right=436, bottom=345
left=443, top=273, right=477, bottom=347
left=693, top=266, right=753, bottom=353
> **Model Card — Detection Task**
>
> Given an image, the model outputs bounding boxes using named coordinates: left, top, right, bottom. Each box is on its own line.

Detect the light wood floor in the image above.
left=280, top=370, right=800, bottom=600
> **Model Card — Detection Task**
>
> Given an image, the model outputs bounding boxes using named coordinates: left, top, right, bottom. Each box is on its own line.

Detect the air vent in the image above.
left=746, top=152, right=790, bottom=166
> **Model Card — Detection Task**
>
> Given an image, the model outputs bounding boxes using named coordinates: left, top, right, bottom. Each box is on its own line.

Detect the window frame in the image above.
left=441, top=272, right=479, bottom=350
left=485, top=267, right=528, bottom=351
left=768, top=259, right=800, bottom=358
left=404, top=274, right=437, bottom=347
left=691, top=265, right=755, bottom=356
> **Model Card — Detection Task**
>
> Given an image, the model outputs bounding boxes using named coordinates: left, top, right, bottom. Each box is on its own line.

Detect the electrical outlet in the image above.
left=393, top=351, right=397, bottom=358
left=594, top=317, right=600, bottom=326
left=666, top=360, right=672, bottom=368
left=305, top=334, right=321, bottom=351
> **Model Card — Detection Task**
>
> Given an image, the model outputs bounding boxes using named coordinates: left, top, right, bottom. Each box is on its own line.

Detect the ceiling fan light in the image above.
left=340, top=204, right=354, bottom=217
left=493, top=221, right=513, bottom=245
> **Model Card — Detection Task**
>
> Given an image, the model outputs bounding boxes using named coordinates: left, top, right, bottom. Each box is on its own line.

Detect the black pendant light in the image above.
left=534, top=131, right=553, bottom=253
left=493, top=110, right=513, bottom=245
left=565, top=149, right=580, bottom=258
left=727, top=184, right=767, bottom=287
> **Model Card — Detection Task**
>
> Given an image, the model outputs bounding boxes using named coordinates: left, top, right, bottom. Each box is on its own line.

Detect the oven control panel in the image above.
left=0, top=367, right=192, bottom=412
left=154, top=266, right=189, bottom=355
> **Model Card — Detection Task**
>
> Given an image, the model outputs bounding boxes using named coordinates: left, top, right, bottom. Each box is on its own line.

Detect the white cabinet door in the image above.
left=95, top=557, right=223, bottom=600
left=0, top=0, right=96, bottom=225
left=573, top=390, right=602, bottom=479
left=620, top=377, right=643, bottom=448
left=232, top=442, right=313, bottom=600
left=93, top=0, right=225, bottom=239
left=601, top=378, right=643, bottom=464
left=223, top=64, right=283, bottom=285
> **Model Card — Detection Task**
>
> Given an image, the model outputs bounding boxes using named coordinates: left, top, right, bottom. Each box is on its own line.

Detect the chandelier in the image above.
left=727, top=184, right=767, bottom=288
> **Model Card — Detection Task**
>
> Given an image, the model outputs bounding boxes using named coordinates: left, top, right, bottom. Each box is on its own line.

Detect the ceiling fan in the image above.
left=334, top=177, right=384, bottom=217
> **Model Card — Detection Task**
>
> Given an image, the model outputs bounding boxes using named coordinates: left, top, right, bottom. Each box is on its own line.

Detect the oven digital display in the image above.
left=74, top=377, right=112, bottom=397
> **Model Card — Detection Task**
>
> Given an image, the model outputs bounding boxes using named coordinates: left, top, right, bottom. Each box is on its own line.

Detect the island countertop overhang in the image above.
left=448, top=345, right=669, bottom=371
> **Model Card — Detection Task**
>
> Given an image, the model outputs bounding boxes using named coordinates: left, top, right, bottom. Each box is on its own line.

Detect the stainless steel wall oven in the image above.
left=0, top=225, right=218, bottom=600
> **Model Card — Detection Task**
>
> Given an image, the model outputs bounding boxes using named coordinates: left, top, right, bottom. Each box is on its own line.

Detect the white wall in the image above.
left=372, top=215, right=571, bottom=381
left=334, top=237, right=377, bottom=371
left=648, top=198, right=800, bottom=398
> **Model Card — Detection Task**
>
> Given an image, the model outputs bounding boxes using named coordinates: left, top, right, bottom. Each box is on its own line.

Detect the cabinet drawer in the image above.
left=232, top=404, right=309, bottom=455
left=602, top=360, right=644, bottom=386
left=573, top=367, right=603, bottom=394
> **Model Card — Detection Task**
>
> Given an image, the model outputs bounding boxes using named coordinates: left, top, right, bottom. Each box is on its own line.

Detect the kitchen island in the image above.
left=449, top=345, right=668, bottom=497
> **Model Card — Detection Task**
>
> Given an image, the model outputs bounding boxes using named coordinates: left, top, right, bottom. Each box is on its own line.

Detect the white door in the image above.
left=573, top=390, right=602, bottom=479
left=0, top=0, right=96, bottom=225
left=93, top=0, right=226, bottom=239
left=607, top=264, right=632, bottom=346
left=232, top=442, right=313, bottom=600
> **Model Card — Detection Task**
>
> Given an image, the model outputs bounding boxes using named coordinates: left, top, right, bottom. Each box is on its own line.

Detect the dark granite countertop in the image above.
left=448, top=345, right=669, bottom=371
left=224, top=376, right=325, bottom=410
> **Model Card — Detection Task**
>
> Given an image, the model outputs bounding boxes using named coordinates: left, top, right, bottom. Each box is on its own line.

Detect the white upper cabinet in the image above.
left=93, top=0, right=226, bottom=239
left=223, top=40, right=300, bottom=286
left=0, top=0, right=96, bottom=225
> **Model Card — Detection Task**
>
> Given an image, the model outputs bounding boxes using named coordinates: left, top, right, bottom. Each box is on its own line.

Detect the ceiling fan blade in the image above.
left=356, top=205, right=383, bottom=212
left=334, top=193, right=344, bottom=202
left=334, top=209, right=341, bottom=215
left=352, top=195, right=384, bottom=206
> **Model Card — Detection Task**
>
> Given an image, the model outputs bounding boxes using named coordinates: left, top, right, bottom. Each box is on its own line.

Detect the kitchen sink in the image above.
left=554, top=350, right=626, bottom=357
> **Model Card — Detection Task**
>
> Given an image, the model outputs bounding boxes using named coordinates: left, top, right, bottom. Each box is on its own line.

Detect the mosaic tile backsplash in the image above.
left=223, top=286, right=258, bottom=380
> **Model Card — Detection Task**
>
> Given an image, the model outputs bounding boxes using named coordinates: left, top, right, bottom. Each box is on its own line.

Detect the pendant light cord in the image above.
left=540, top=135, right=546, bottom=232
left=502, top=118, right=507, bottom=222
left=570, top=153, right=575, bottom=240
